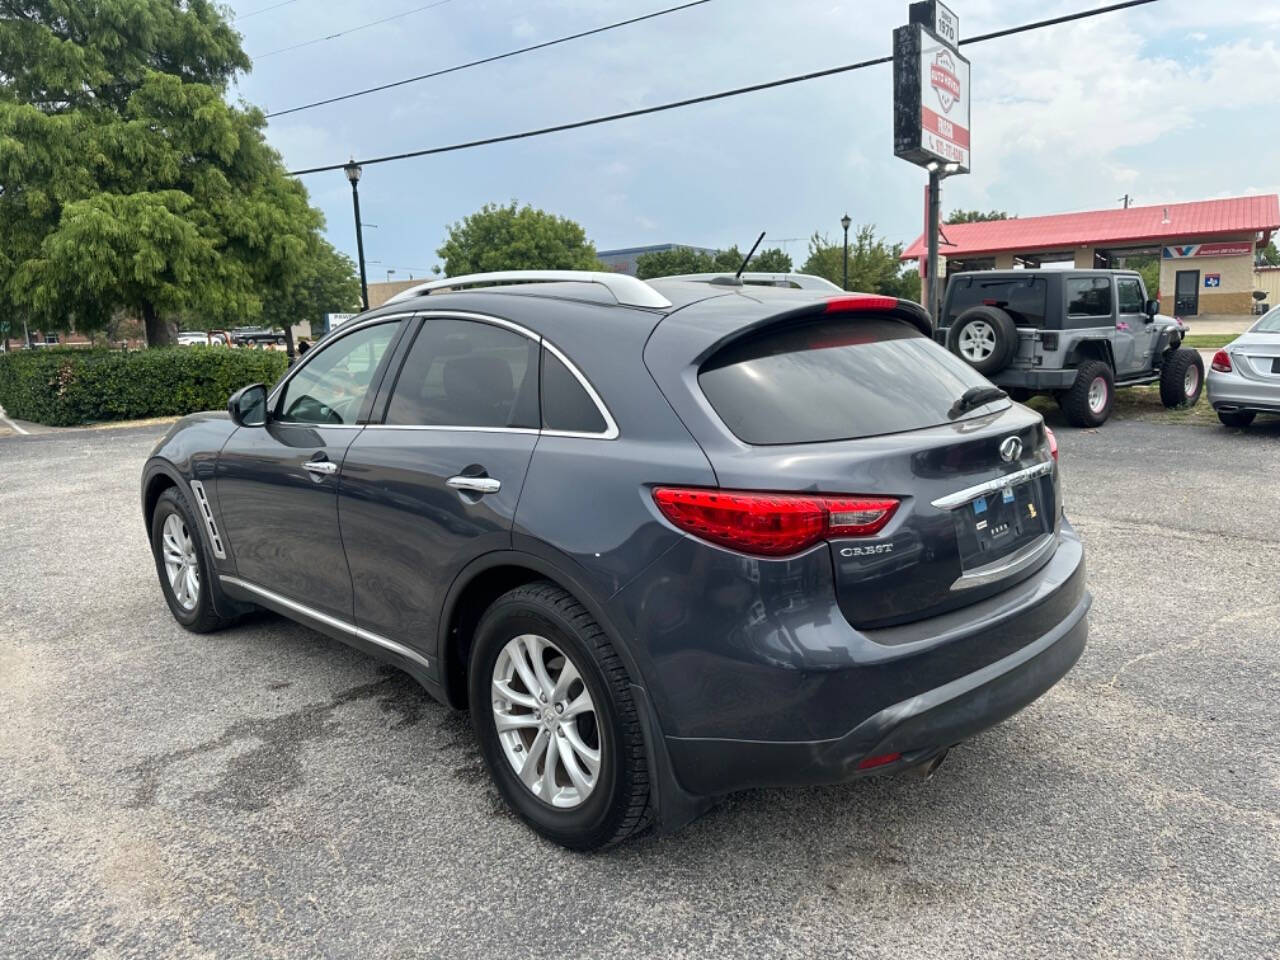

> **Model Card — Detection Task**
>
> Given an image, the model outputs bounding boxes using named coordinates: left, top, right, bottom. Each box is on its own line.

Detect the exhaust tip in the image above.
left=909, top=749, right=949, bottom=780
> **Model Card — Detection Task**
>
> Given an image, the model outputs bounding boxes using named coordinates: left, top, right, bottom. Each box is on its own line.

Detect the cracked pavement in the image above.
left=1, top=414, right=1277, bottom=959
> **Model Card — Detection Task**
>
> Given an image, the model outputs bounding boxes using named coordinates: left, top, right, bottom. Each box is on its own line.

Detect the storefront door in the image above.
left=1174, top=269, right=1200, bottom=316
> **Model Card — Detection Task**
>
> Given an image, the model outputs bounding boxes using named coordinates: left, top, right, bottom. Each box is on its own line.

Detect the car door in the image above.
left=1065, top=276, right=1129, bottom=374
left=336, top=314, right=541, bottom=655
left=1115, top=275, right=1153, bottom=376
left=215, top=317, right=407, bottom=621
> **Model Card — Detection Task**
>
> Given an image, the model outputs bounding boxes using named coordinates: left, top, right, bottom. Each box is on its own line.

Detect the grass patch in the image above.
left=1027, top=386, right=1217, bottom=427
left=1182, top=333, right=1235, bottom=349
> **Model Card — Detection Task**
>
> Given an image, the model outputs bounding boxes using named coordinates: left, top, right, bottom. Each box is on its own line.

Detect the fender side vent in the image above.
left=189, top=480, right=226, bottom=559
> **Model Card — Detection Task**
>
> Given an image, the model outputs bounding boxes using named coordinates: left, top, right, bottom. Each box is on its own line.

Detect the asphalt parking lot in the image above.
left=2, top=415, right=1277, bottom=959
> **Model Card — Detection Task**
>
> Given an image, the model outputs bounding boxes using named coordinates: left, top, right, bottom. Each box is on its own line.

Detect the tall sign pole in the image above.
left=894, top=1, right=968, bottom=323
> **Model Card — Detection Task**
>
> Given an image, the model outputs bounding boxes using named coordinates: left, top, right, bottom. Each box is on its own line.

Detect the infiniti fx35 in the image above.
left=141, top=271, right=1089, bottom=849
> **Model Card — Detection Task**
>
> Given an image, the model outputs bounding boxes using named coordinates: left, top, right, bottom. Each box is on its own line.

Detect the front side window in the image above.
left=1067, top=277, right=1113, bottom=317
left=384, top=318, right=538, bottom=428
left=1117, top=278, right=1144, bottom=314
left=277, top=321, right=398, bottom=425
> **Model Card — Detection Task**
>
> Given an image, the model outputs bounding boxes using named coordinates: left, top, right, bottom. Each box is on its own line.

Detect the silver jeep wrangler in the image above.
left=937, top=269, right=1203, bottom=427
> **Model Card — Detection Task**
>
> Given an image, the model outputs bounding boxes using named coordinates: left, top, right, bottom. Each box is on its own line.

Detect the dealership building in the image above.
left=902, top=194, right=1280, bottom=316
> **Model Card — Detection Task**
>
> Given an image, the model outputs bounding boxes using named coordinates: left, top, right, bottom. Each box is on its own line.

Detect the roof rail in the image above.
left=661, top=272, right=842, bottom=292
left=383, top=270, right=672, bottom=309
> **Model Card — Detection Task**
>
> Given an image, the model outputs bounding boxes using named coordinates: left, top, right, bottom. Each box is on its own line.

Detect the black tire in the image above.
left=1217, top=409, right=1256, bottom=428
left=1159, top=347, right=1205, bottom=408
left=469, top=581, right=651, bottom=850
left=946, top=306, right=1018, bottom=375
left=1060, top=360, right=1115, bottom=427
left=149, top=487, right=234, bottom=633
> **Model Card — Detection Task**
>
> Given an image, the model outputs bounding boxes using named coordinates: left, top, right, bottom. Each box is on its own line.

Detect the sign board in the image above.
left=893, top=23, right=971, bottom=171
left=910, top=0, right=959, bottom=48
left=324, top=312, right=356, bottom=333
left=1205, top=273, right=1221, bottom=287
left=1162, top=242, right=1253, bottom=259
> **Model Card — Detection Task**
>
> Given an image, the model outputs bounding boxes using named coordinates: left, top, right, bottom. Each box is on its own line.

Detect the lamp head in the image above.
left=840, top=213, right=852, bottom=231
left=344, top=160, right=362, bottom=184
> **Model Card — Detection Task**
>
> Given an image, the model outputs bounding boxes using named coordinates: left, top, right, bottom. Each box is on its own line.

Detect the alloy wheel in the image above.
left=1184, top=365, right=1199, bottom=398
left=1088, top=376, right=1108, bottom=414
left=958, top=320, right=997, bottom=361
left=161, top=513, right=200, bottom=611
left=491, top=633, right=601, bottom=809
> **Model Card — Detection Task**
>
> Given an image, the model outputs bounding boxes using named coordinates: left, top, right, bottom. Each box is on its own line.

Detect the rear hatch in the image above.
left=646, top=292, right=1060, bottom=629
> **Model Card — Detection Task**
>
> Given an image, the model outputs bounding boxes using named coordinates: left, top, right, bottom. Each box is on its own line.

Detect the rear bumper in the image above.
left=1206, top=370, right=1280, bottom=413
left=664, top=590, right=1088, bottom=794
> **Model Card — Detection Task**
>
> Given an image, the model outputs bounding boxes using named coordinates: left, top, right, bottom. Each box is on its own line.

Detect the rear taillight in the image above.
left=1045, top=426, right=1058, bottom=462
left=652, top=487, right=899, bottom=557
left=1211, top=350, right=1232, bottom=373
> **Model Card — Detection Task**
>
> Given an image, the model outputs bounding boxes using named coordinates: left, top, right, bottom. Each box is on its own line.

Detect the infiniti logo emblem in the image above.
left=999, top=436, right=1023, bottom=462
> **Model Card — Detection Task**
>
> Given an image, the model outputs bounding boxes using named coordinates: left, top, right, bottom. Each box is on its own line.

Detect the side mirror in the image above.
left=228, top=383, right=269, bottom=427
left=1144, top=298, right=1159, bottom=319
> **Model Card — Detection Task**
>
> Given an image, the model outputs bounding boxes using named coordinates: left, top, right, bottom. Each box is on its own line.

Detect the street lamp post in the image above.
left=840, top=213, right=852, bottom=291
left=925, top=161, right=962, bottom=323
left=344, top=160, right=369, bottom=311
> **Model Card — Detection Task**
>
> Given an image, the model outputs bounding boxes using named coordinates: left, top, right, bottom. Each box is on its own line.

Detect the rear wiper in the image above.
left=948, top=385, right=1008, bottom=419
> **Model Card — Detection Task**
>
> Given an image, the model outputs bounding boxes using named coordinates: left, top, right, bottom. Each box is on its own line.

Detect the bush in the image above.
left=0, top=347, right=289, bottom=427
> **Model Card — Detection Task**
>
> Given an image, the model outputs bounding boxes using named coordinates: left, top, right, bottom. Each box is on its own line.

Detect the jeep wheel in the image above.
left=1159, top=348, right=1204, bottom=408
left=1060, top=360, right=1115, bottom=427
left=1217, top=409, right=1256, bottom=428
left=947, top=306, right=1018, bottom=375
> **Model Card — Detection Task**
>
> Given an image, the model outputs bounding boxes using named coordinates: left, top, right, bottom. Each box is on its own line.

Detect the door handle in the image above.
left=447, top=475, right=501, bottom=495
left=303, top=460, right=338, bottom=476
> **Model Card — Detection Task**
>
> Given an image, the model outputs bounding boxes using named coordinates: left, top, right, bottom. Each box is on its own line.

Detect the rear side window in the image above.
left=698, top=318, right=996, bottom=445
left=384, top=318, right=539, bottom=428
left=541, top=348, right=608, bottom=435
left=1067, top=278, right=1112, bottom=317
left=946, top=276, right=1048, bottom=327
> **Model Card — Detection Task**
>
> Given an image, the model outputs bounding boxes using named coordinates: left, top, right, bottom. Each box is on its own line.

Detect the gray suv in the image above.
left=141, top=271, right=1089, bottom=849
left=939, top=269, right=1203, bottom=427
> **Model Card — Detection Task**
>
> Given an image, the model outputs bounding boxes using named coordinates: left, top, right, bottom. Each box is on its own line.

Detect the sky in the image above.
left=226, top=0, right=1280, bottom=280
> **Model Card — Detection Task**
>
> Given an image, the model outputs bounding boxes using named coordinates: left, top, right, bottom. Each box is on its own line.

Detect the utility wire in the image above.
left=288, top=0, right=1159, bottom=176
left=265, top=0, right=713, bottom=119
left=254, top=0, right=454, bottom=60
left=233, top=0, right=305, bottom=22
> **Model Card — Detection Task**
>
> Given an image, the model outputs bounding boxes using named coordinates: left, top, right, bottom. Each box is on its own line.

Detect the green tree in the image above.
left=259, top=238, right=361, bottom=357
left=1258, top=241, right=1280, bottom=267
left=635, top=246, right=717, bottom=279
left=800, top=225, right=920, bottom=301
left=1, top=1, right=328, bottom=346
left=946, top=209, right=1012, bottom=224
left=635, top=244, right=793, bottom=279
left=436, top=202, right=598, bottom=276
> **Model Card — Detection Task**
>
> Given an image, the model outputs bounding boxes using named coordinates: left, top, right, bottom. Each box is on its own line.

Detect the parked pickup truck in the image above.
left=937, top=269, right=1203, bottom=427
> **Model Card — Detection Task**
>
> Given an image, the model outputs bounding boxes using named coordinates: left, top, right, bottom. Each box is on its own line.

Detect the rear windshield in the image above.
left=698, top=318, right=999, bottom=445
left=1253, top=306, right=1280, bottom=333
left=946, top=276, right=1048, bottom=327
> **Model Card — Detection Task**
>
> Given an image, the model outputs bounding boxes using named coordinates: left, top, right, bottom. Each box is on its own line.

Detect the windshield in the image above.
left=1252, top=306, right=1280, bottom=333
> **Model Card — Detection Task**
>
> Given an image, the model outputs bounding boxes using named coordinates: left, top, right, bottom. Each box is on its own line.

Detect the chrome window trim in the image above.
left=267, top=311, right=418, bottom=410
left=930, top=459, right=1055, bottom=510
left=220, top=575, right=431, bottom=671
left=375, top=310, right=619, bottom=441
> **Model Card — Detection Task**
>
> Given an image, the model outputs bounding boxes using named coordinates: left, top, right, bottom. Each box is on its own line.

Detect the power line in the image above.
left=253, top=0, right=455, bottom=60
left=265, top=0, right=713, bottom=119
left=288, top=0, right=1159, bottom=177
left=233, top=0, right=305, bottom=22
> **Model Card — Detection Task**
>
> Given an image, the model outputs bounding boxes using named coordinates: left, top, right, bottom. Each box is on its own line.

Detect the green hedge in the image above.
left=0, top=347, right=289, bottom=427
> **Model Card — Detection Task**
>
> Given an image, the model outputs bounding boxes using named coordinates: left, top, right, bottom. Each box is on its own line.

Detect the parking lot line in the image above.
left=0, top=405, right=29, bottom=435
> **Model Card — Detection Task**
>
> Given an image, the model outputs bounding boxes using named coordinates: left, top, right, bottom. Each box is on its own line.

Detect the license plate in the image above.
left=956, top=480, right=1047, bottom=568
